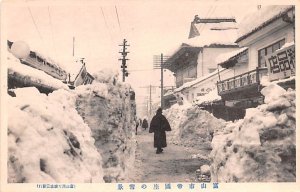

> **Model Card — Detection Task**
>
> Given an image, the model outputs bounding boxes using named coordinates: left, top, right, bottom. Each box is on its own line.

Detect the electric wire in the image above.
left=115, top=5, right=121, bottom=32
left=100, top=7, right=113, bottom=41
left=27, top=6, right=43, bottom=42
left=47, top=6, right=58, bottom=60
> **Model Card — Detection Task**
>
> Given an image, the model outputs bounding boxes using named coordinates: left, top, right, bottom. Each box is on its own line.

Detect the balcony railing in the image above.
left=217, top=67, right=268, bottom=94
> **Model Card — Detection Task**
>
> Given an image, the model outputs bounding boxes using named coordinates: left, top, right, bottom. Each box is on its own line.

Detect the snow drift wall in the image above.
left=8, top=87, right=104, bottom=183
left=210, top=83, right=296, bottom=182
left=7, top=69, right=137, bottom=183
left=164, top=103, right=226, bottom=151
left=75, top=70, right=137, bottom=182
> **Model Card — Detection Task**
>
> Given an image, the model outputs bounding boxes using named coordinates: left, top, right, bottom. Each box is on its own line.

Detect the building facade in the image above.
left=164, top=17, right=240, bottom=105
left=216, top=5, right=295, bottom=108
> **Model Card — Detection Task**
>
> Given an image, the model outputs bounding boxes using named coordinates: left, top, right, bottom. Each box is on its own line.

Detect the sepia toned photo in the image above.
left=0, top=0, right=297, bottom=191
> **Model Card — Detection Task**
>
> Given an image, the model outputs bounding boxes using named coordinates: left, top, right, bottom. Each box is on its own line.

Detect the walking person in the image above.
left=135, top=118, right=139, bottom=135
left=149, top=108, right=171, bottom=154
left=142, top=118, right=148, bottom=130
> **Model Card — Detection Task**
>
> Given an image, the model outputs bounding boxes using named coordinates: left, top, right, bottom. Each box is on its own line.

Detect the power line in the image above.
left=47, top=6, right=58, bottom=59
left=199, top=6, right=217, bottom=34
left=100, top=7, right=113, bottom=41
left=115, top=5, right=121, bottom=32
left=128, top=69, right=154, bottom=72
left=27, top=6, right=43, bottom=42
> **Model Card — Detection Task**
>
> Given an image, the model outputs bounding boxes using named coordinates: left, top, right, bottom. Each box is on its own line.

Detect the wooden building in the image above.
left=216, top=5, right=295, bottom=108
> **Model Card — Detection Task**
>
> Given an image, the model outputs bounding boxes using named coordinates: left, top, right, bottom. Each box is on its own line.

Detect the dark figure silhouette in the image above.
left=142, top=118, right=148, bottom=130
left=149, top=108, right=171, bottom=154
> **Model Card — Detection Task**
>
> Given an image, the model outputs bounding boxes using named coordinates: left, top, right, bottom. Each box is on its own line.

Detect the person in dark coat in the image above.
left=149, top=108, right=171, bottom=154
left=135, top=118, right=139, bottom=135
left=142, top=118, right=148, bottom=130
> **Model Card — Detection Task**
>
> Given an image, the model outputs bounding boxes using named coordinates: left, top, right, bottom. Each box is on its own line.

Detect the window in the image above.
left=258, top=39, right=285, bottom=67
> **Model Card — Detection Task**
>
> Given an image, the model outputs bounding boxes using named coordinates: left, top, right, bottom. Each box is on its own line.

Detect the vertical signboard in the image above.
left=265, top=44, right=295, bottom=81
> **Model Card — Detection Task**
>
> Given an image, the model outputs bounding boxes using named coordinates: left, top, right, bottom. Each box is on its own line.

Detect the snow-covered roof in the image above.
left=67, top=60, right=85, bottom=82
left=174, top=68, right=227, bottom=92
left=184, top=21, right=238, bottom=47
left=192, top=88, right=221, bottom=106
left=236, top=5, right=294, bottom=43
left=216, top=47, right=248, bottom=65
left=7, top=50, right=69, bottom=90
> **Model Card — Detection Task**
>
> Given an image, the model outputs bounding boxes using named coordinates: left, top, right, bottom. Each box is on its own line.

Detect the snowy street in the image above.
left=3, top=2, right=297, bottom=191
left=124, top=129, right=210, bottom=183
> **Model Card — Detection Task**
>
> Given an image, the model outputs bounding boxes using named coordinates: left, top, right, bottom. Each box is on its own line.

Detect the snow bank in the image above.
left=8, top=87, right=104, bottom=183
left=210, top=83, right=295, bottom=182
left=75, top=69, right=137, bottom=182
left=8, top=68, right=137, bottom=183
left=164, top=104, right=226, bottom=151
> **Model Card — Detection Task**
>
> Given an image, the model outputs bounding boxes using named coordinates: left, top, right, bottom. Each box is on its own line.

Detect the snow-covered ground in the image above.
left=8, top=68, right=137, bottom=183
left=210, top=83, right=296, bottom=182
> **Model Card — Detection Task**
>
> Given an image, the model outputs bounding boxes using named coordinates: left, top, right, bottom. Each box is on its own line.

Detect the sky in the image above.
left=2, top=0, right=262, bottom=115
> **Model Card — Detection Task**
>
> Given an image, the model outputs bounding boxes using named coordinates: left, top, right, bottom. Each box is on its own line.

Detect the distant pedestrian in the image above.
left=142, top=118, right=148, bottom=130
left=135, top=118, right=139, bottom=135
left=149, top=108, right=171, bottom=154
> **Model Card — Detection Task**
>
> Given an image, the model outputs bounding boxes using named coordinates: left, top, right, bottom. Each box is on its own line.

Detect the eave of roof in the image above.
left=164, top=46, right=202, bottom=72
left=218, top=47, right=248, bottom=68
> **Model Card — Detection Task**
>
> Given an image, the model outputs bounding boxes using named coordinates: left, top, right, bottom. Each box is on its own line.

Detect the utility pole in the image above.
left=72, top=36, right=75, bottom=57
left=140, top=85, right=156, bottom=117
left=160, top=54, right=164, bottom=109
left=118, top=39, right=130, bottom=82
left=153, top=54, right=170, bottom=109
left=149, top=84, right=152, bottom=115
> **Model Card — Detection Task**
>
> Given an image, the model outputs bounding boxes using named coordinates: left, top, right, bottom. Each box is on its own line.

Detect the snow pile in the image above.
left=7, top=50, right=69, bottom=90
left=75, top=69, right=137, bottom=182
left=164, top=104, right=226, bottom=150
left=8, top=68, right=137, bottom=183
left=8, top=87, right=104, bottom=183
left=210, top=83, right=295, bottom=182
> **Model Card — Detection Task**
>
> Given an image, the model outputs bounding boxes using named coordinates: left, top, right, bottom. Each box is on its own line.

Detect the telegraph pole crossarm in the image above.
left=153, top=54, right=170, bottom=109
left=119, top=39, right=130, bottom=82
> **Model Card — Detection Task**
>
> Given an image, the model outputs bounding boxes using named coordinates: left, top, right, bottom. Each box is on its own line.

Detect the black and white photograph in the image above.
left=0, top=0, right=298, bottom=191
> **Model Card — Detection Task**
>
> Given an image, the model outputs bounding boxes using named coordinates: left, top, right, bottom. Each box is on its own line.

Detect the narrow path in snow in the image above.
left=124, top=129, right=210, bottom=182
